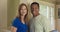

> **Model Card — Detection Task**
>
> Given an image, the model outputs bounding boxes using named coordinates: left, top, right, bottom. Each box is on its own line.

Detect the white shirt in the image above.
left=30, top=14, right=51, bottom=32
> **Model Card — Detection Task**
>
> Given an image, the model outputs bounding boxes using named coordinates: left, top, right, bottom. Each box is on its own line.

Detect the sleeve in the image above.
left=43, top=17, right=51, bottom=32
left=29, top=19, right=35, bottom=32
left=12, top=19, right=18, bottom=28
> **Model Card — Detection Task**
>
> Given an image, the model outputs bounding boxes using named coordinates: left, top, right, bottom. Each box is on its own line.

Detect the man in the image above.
left=29, top=2, right=51, bottom=32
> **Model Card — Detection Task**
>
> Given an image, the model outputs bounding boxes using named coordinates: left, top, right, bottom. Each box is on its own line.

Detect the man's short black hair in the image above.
left=31, top=2, right=39, bottom=8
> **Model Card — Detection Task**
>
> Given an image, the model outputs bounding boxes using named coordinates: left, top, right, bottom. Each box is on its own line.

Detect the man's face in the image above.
left=31, top=4, right=39, bottom=16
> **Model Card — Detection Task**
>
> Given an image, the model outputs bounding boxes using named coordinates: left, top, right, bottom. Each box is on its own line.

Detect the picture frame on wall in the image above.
left=58, top=8, right=60, bottom=19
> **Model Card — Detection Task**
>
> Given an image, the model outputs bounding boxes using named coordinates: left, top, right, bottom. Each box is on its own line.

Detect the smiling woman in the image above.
left=11, top=3, right=28, bottom=32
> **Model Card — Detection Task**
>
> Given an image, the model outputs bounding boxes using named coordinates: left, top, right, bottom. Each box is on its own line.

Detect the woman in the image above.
left=11, top=3, right=28, bottom=32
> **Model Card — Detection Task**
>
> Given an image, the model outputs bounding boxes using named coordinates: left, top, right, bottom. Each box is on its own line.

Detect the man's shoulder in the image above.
left=40, top=14, right=45, bottom=17
left=39, top=14, right=46, bottom=18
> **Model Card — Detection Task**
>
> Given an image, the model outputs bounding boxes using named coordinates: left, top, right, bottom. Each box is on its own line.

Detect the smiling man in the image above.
left=29, top=2, right=51, bottom=32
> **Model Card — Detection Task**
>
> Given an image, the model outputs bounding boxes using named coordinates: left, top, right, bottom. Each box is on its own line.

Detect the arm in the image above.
left=29, top=19, right=35, bottom=32
left=11, top=26, right=17, bottom=32
left=43, top=17, right=51, bottom=32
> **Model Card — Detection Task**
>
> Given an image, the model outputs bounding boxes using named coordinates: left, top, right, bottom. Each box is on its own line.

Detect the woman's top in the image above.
left=12, top=17, right=28, bottom=32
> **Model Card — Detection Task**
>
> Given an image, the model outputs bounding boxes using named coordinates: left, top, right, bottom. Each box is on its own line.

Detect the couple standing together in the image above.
left=11, top=2, right=51, bottom=32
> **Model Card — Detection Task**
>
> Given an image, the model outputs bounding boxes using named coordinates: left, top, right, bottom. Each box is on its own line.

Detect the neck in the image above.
left=33, top=13, right=40, bottom=17
left=20, top=16, right=25, bottom=24
left=21, top=16, right=24, bottom=19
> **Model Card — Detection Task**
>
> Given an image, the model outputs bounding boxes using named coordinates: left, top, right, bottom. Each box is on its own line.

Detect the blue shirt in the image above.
left=12, top=17, right=28, bottom=32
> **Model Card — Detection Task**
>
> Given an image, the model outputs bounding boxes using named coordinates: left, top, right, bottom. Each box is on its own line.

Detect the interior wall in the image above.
left=7, top=0, right=20, bottom=30
left=0, top=0, right=7, bottom=32
left=0, top=0, right=7, bottom=29
left=55, top=4, right=60, bottom=32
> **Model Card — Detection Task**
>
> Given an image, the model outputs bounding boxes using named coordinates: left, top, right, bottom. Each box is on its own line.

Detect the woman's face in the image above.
left=20, top=5, right=27, bottom=16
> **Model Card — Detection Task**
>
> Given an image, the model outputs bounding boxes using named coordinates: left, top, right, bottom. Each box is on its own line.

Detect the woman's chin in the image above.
left=21, top=14, right=25, bottom=16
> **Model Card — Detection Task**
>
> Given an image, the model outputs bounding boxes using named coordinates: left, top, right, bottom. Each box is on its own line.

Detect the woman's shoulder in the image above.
left=13, top=17, right=19, bottom=22
left=12, top=17, right=19, bottom=27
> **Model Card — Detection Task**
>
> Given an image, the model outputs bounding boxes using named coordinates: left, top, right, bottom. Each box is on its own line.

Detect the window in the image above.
left=40, top=5, right=55, bottom=30
left=40, top=5, right=47, bottom=17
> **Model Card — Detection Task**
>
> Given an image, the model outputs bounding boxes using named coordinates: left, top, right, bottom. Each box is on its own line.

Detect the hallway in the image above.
left=0, top=0, right=60, bottom=32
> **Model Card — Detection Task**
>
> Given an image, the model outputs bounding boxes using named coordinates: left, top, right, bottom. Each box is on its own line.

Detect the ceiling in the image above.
left=41, top=0, right=60, bottom=4
left=56, top=0, right=60, bottom=3
left=56, top=0, right=60, bottom=4
left=50, top=0, right=60, bottom=3
left=49, top=0, right=60, bottom=4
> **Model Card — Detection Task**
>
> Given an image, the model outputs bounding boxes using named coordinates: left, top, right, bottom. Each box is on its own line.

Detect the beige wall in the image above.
left=55, top=0, right=60, bottom=32
left=7, top=0, right=20, bottom=30
left=55, top=5, right=60, bottom=32
left=0, top=0, right=7, bottom=29
left=0, top=0, right=7, bottom=32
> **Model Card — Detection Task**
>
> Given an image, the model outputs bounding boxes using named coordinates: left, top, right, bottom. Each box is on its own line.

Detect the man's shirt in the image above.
left=30, top=14, right=51, bottom=32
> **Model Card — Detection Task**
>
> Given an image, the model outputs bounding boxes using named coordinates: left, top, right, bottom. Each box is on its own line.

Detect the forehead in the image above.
left=21, top=5, right=26, bottom=7
left=21, top=5, right=27, bottom=9
left=31, top=4, right=38, bottom=7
